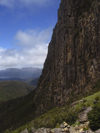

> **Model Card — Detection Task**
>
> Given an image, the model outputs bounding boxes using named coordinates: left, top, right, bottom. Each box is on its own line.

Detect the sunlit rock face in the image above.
left=35, top=0, right=100, bottom=113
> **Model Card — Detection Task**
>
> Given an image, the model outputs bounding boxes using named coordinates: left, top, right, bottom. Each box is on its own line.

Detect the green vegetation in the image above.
left=0, top=81, right=34, bottom=102
left=5, top=121, right=34, bottom=133
left=33, top=107, right=77, bottom=128
left=88, top=101, right=100, bottom=131
left=6, top=91, right=100, bottom=133
left=94, top=79, right=100, bottom=90
left=0, top=80, right=100, bottom=132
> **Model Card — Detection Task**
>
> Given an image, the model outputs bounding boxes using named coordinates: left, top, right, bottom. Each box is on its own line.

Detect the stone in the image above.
left=60, top=122, right=69, bottom=128
left=63, top=122, right=68, bottom=127
left=20, top=128, right=28, bottom=133
left=95, top=129, right=100, bottom=133
left=69, top=127, right=76, bottom=133
left=53, top=128, right=62, bottom=133
left=31, top=127, right=36, bottom=133
left=62, top=127, right=69, bottom=132
left=78, top=107, right=92, bottom=123
left=79, top=128, right=84, bottom=133
left=34, top=0, right=100, bottom=114
left=35, top=128, right=51, bottom=133
left=75, top=125, right=80, bottom=131
left=0, top=0, right=100, bottom=132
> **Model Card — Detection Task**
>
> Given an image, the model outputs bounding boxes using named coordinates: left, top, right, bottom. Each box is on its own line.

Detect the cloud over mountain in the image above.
left=0, top=28, right=52, bottom=70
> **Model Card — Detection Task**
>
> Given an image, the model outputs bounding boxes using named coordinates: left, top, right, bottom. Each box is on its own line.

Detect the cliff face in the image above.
left=35, top=0, right=100, bottom=113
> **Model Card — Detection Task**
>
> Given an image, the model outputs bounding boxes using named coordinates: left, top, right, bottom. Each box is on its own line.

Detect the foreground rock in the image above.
left=35, top=128, right=51, bottom=133
left=20, top=122, right=100, bottom=133
left=20, top=127, right=100, bottom=133
left=95, top=129, right=100, bottom=133
left=21, top=128, right=28, bottom=133
left=78, top=107, right=92, bottom=123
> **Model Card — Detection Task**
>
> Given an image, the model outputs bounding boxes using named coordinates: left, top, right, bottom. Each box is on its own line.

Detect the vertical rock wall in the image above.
left=35, top=0, right=100, bottom=113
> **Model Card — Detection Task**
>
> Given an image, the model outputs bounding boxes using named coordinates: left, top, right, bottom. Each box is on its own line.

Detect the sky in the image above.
left=0, top=0, right=60, bottom=70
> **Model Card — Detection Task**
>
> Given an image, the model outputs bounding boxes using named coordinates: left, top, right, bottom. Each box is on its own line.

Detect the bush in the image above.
left=95, top=80, right=100, bottom=90
left=88, top=102, right=100, bottom=131
left=65, top=109, right=78, bottom=125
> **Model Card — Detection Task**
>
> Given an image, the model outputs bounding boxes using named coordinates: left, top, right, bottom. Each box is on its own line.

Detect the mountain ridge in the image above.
left=0, top=0, right=100, bottom=132
left=0, top=67, right=42, bottom=80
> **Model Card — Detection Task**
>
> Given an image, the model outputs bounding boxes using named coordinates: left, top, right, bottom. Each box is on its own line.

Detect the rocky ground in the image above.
left=20, top=106, right=100, bottom=133
left=20, top=122, right=100, bottom=133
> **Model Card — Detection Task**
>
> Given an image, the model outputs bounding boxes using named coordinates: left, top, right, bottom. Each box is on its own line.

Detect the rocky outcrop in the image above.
left=20, top=122, right=99, bottom=133
left=78, top=107, right=92, bottom=123
left=34, top=0, right=100, bottom=113
left=20, top=128, right=28, bottom=133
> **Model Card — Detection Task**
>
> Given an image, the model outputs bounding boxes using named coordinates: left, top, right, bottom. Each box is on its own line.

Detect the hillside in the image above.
left=0, top=78, right=99, bottom=133
left=0, top=0, right=99, bottom=132
left=0, top=81, right=34, bottom=102
left=4, top=90, right=100, bottom=133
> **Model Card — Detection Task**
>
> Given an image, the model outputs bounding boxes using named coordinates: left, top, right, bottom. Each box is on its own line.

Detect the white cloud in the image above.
left=20, top=0, right=50, bottom=6
left=0, top=28, right=52, bottom=70
left=15, top=28, right=51, bottom=47
left=0, top=0, right=51, bottom=8
left=0, top=0, right=14, bottom=7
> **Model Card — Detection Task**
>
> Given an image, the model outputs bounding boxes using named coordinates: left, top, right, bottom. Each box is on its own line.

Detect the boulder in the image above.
left=60, top=122, right=69, bottom=128
left=35, top=128, right=51, bottom=133
left=20, top=128, right=28, bottom=133
left=62, top=127, right=69, bottom=132
left=95, top=129, right=100, bottom=133
left=52, top=128, right=62, bottom=133
left=31, top=127, right=36, bottom=133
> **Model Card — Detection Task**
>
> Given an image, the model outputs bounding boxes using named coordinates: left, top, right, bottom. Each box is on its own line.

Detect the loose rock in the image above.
left=20, top=128, right=28, bottom=133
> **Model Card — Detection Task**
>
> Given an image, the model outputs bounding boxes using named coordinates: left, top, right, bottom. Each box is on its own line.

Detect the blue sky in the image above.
left=0, top=0, right=60, bottom=69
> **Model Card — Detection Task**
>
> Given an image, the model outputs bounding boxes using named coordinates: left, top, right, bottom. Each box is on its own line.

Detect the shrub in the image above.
left=95, top=80, right=100, bottom=90
left=65, top=109, right=78, bottom=125
left=88, top=102, right=100, bottom=131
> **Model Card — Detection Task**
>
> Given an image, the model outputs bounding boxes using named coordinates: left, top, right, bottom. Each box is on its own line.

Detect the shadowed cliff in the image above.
left=0, top=0, right=100, bottom=132
left=34, top=0, right=100, bottom=113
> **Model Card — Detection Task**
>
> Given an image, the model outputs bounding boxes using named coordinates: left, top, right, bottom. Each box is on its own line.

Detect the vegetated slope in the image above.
left=0, top=91, right=36, bottom=133
left=25, top=78, right=39, bottom=87
left=29, top=78, right=39, bottom=87
left=0, top=0, right=100, bottom=132
left=5, top=90, right=100, bottom=133
left=0, top=80, right=100, bottom=133
left=0, top=81, right=34, bottom=102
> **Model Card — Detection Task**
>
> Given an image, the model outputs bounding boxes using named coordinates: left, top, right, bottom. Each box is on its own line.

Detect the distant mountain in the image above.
left=0, top=67, right=42, bottom=81
left=29, top=78, right=39, bottom=87
left=0, top=81, right=34, bottom=103
left=0, top=0, right=100, bottom=133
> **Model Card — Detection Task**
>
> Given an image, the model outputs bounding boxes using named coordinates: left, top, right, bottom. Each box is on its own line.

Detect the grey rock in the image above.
left=95, top=129, right=100, bottom=133
left=31, top=127, right=36, bottom=133
left=35, top=128, right=51, bottom=133
left=78, top=107, right=92, bottom=123
left=52, top=128, right=62, bottom=133
left=20, top=128, right=28, bottom=133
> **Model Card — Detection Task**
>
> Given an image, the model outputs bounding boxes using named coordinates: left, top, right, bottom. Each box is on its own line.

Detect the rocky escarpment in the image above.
left=0, top=1, right=100, bottom=132
left=20, top=122, right=100, bottom=133
left=34, top=0, right=100, bottom=113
